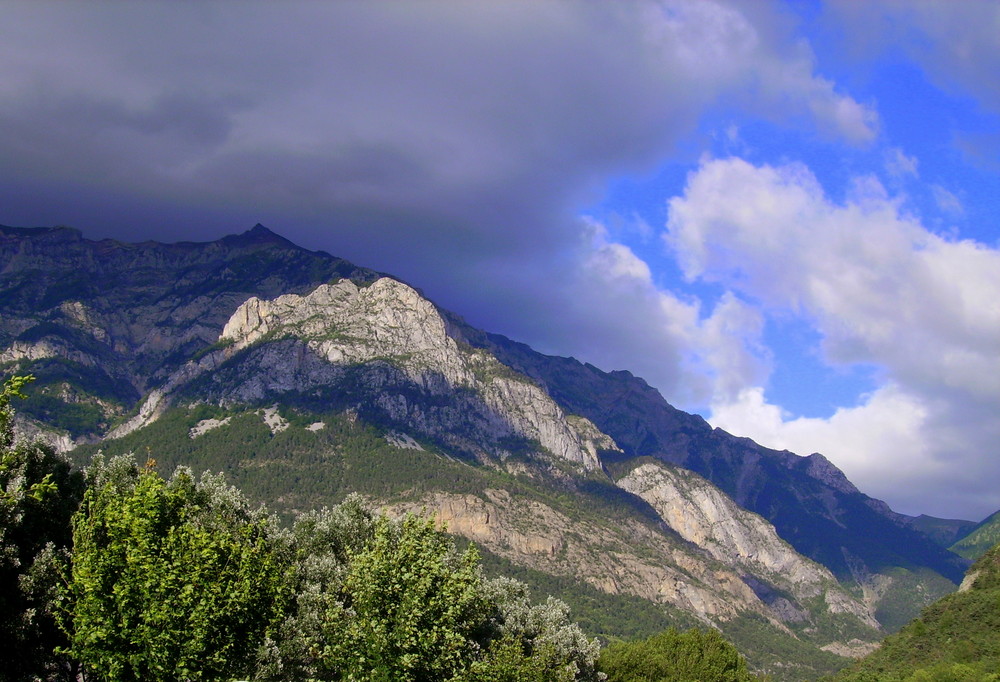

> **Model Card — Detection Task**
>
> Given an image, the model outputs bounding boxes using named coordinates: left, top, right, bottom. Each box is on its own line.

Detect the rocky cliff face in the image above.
left=390, top=489, right=774, bottom=625
left=114, top=277, right=605, bottom=470
left=467, top=330, right=968, bottom=589
left=617, top=460, right=878, bottom=629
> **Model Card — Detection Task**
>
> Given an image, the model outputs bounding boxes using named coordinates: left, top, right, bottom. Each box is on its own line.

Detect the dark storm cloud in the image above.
left=0, top=1, right=872, bottom=405
left=1, top=4, right=686, bottom=319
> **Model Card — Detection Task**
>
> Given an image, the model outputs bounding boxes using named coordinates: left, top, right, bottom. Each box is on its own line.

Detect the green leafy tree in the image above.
left=316, top=512, right=492, bottom=680
left=260, top=498, right=601, bottom=681
left=257, top=496, right=378, bottom=680
left=0, top=375, right=84, bottom=681
left=59, top=456, right=290, bottom=682
left=598, top=627, right=759, bottom=682
left=461, top=632, right=576, bottom=682
left=477, top=577, right=602, bottom=682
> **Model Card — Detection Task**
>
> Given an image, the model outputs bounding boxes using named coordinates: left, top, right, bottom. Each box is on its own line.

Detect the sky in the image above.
left=2, top=1, right=1000, bottom=521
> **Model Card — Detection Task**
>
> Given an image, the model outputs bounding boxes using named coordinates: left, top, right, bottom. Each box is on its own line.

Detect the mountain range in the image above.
left=0, top=223, right=986, bottom=680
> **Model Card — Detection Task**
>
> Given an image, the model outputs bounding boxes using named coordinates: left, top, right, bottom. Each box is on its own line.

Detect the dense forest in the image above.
left=2, top=375, right=759, bottom=682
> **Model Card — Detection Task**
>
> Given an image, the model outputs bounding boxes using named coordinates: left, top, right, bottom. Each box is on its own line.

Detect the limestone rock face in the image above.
left=389, top=489, right=779, bottom=626
left=618, top=461, right=879, bottom=628
left=213, top=279, right=605, bottom=470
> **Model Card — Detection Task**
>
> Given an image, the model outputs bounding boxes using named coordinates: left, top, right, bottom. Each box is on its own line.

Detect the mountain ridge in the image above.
left=0, top=223, right=971, bottom=679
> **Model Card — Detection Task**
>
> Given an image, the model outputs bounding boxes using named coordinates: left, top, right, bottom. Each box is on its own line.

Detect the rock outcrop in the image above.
left=389, top=489, right=781, bottom=626
left=213, top=278, right=605, bottom=470
left=617, top=460, right=878, bottom=628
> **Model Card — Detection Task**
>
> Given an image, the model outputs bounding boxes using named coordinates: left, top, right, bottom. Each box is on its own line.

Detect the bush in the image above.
left=598, top=627, right=759, bottom=682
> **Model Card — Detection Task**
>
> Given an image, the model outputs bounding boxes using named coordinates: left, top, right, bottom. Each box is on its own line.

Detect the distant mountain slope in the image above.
left=462, top=329, right=968, bottom=588
left=905, top=514, right=977, bottom=548
left=832, top=541, right=1000, bottom=680
left=951, top=509, right=1000, bottom=560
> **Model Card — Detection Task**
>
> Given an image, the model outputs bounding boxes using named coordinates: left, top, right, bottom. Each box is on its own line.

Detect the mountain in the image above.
left=904, top=514, right=977, bottom=549
left=462, top=330, right=967, bottom=587
left=0, top=224, right=970, bottom=679
left=950, top=508, right=1000, bottom=560
left=832, top=540, right=1000, bottom=680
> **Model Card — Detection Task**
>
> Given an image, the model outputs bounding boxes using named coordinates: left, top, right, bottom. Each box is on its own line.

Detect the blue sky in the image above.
left=2, top=1, right=1000, bottom=520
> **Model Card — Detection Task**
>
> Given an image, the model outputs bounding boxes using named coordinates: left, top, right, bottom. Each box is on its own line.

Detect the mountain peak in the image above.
left=221, top=223, right=296, bottom=248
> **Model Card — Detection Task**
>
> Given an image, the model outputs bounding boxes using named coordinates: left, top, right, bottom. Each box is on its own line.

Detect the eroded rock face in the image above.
left=389, top=489, right=779, bottom=626
left=216, top=279, right=605, bottom=470
left=617, top=460, right=879, bottom=629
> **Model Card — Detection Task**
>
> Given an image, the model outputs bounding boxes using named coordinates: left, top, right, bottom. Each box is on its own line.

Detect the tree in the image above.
left=259, top=498, right=602, bottom=682
left=59, top=456, right=290, bottom=682
left=474, top=577, right=602, bottom=682
left=309, top=512, right=492, bottom=680
left=598, top=627, right=758, bottom=682
left=0, top=375, right=84, bottom=681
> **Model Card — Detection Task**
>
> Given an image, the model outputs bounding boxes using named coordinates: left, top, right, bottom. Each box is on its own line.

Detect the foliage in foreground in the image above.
left=1, top=375, right=85, bottom=682
left=54, top=451, right=601, bottom=681
left=60, top=456, right=289, bottom=681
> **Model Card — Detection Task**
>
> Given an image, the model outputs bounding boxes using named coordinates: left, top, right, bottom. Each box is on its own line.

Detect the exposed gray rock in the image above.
left=219, top=279, right=605, bottom=470
left=618, top=460, right=879, bottom=629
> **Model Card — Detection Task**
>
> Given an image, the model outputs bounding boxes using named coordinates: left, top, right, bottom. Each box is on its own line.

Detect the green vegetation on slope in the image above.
left=832, top=542, right=1000, bottom=681
left=70, top=402, right=866, bottom=681
left=950, top=509, right=1000, bottom=561
left=721, top=613, right=851, bottom=681
left=869, top=566, right=960, bottom=634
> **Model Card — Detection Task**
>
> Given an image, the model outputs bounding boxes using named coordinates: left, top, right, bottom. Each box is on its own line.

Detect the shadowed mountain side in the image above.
left=904, top=514, right=977, bottom=549
left=455, top=327, right=968, bottom=585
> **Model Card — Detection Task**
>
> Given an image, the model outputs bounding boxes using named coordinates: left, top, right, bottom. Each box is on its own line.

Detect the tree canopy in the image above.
left=1, top=375, right=84, bottom=681
left=60, top=456, right=288, bottom=681
left=51, top=451, right=601, bottom=681
left=597, top=627, right=759, bottom=682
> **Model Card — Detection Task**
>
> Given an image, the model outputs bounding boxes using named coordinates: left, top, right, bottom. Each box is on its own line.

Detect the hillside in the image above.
left=905, top=515, right=978, bottom=549
left=832, top=541, right=1000, bottom=680
left=0, top=224, right=973, bottom=679
left=950, top=509, right=1000, bottom=561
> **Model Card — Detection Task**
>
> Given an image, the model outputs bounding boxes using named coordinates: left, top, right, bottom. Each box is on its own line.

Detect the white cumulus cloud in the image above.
left=665, top=156, right=1000, bottom=518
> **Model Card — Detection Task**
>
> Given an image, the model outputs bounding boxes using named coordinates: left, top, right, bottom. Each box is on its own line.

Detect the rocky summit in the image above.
left=0, top=224, right=972, bottom=680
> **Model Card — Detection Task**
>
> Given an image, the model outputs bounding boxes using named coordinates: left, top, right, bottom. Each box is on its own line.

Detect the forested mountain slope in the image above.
left=950, top=509, right=1000, bottom=561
